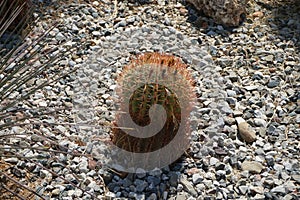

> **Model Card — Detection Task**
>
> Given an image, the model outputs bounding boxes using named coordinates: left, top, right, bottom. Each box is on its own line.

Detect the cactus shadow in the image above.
left=104, top=165, right=183, bottom=199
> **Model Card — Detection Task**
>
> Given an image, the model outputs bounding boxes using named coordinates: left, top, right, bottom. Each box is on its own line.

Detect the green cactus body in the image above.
left=112, top=52, right=195, bottom=154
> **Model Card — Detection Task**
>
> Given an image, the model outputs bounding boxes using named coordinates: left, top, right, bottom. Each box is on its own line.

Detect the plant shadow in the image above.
left=183, top=0, right=300, bottom=53
left=268, top=0, right=300, bottom=52
left=104, top=158, right=189, bottom=199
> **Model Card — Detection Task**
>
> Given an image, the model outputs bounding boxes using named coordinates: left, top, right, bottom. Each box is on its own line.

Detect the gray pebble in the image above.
left=254, top=118, right=267, bottom=127
left=270, top=185, right=286, bottom=194
left=241, top=161, right=264, bottom=173
left=263, top=143, right=273, bottom=151
left=267, top=78, right=281, bottom=88
left=209, top=157, right=219, bottom=166
left=239, top=185, right=249, bottom=195
left=262, top=55, right=274, bottom=62
left=192, top=174, right=203, bottom=184
left=55, top=32, right=66, bottom=41
left=180, top=176, right=198, bottom=196
left=291, top=174, right=300, bottom=184
left=169, top=172, right=179, bottom=187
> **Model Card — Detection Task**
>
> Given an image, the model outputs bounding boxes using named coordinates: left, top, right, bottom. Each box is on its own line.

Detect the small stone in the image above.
left=126, top=16, right=135, bottom=24
left=74, top=189, right=83, bottom=197
left=215, top=147, right=228, bottom=155
left=169, top=172, right=178, bottom=187
left=229, top=156, right=238, bottom=167
left=253, top=194, right=265, bottom=200
left=56, top=125, right=66, bottom=133
left=38, top=100, right=47, bottom=107
left=149, top=168, right=162, bottom=177
left=56, top=32, right=65, bottom=41
left=250, top=186, right=264, bottom=194
left=101, top=93, right=110, bottom=99
left=12, top=126, right=25, bottom=134
left=224, top=116, right=236, bottom=125
left=92, top=12, right=99, bottom=18
left=265, top=155, right=275, bottom=166
left=204, top=172, right=216, bottom=180
left=177, top=183, right=183, bottom=192
left=274, top=164, right=284, bottom=171
left=285, top=61, right=296, bottom=66
left=92, top=1, right=99, bottom=6
left=209, top=157, right=219, bottom=166
left=255, top=148, right=265, bottom=155
left=157, top=0, right=166, bottom=6
left=254, top=119, right=267, bottom=127
left=252, top=11, right=264, bottom=18
left=236, top=117, right=256, bottom=142
left=114, top=20, right=126, bottom=28
left=136, top=168, right=146, bottom=179
left=240, top=170, right=250, bottom=178
left=263, top=143, right=273, bottom=151
left=244, top=85, right=258, bottom=91
left=215, top=162, right=225, bottom=170
left=239, top=185, right=249, bottom=195
left=282, top=161, right=294, bottom=171
left=280, top=171, right=290, bottom=180
left=101, top=171, right=113, bottom=184
left=92, top=31, right=101, bottom=37
left=269, top=68, right=276, bottom=73
left=163, top=191, right=168, bottom=200
left=147, top=176, right=160, bottom=186
left=241, top=161, right=264, bottom=173
left=262, top=55, right=274, bottom=62
left=224, top=164, right=232, bottom=174
left=216, top=170, right=226, bottom=180
left=52, top=188, right=60, bottom=196
left=227, top=89, right=237, bottom=97
left=255, top=140, right=265, bottom=147
left=217, top=25, right=224, bottom=31
left=267, top=124, right=276, bottom=135
left=4, top=157, right=18, bottom=163
left=282, top=194, right=294, bottom=200
left=228, top=72, right=239, bottom=82
left=207, top=30, right=217, bottom=36
left=291, top=174, right=300, bottom=184
left=186, top=168, right=200, bottom=175
left=252, top=71, right=264, bottom=80
left=202, top=180, right=213, bottom=188
left=176, top=193, right=187, bottom=200
left=267, top=78, right=281, bottom=88
left=264, top=192, right=275, bottom=199
left=233, top=110, right=244, bottom=117
left=78, top=159, right=88, bottom=173
left=72, top=24, right=79, bottom=33
left=270, top=185, right=286, bottom=194
left=147, top=193, right=157, bottom=200
left=226, top=97, right=237, bottom=106
left=180, top=176, right=198, bottom=196
left=192, top=174, right=203, bottom=184
left=134, top=179, right=148, bottom=192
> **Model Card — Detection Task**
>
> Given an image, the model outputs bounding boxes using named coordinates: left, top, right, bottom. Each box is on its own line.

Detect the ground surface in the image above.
left=0, top=0, right=299, bottom=199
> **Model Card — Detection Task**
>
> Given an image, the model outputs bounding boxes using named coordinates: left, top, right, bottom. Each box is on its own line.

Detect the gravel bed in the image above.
left=1, top=0, right=299, bottom=199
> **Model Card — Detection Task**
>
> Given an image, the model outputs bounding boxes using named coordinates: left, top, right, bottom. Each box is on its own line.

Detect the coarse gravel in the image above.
left=0, top=0, right=299, bottom=199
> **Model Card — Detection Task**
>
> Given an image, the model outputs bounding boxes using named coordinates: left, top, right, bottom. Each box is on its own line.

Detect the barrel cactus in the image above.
left=112, top=52, right=196, bottom=156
